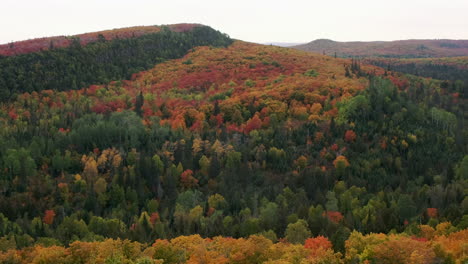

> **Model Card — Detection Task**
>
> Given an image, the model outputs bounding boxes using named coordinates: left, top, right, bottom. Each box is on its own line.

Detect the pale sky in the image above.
left=1, top=0, right=468, bottom=44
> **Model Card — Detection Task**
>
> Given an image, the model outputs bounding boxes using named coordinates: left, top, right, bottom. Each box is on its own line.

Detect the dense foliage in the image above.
left=1, top=229, right=467, bottom=263
left=365, top=57, right=468, bottom=100
left=0, top=25, right=232, bottom=100
left=0, top=33, right=466, bottom=262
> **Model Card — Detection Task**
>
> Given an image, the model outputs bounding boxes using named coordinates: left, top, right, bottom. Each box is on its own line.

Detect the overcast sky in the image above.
left=2, top=0, right=467, bottom=44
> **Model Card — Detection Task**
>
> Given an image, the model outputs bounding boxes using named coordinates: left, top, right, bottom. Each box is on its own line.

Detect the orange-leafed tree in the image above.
left=333, top=155, right=349, bottom=167
left=310, top=103, right=322, bottom=114
left=28, top=245, right=68, bottom=263
left=295, top=155, right=308, bottom=170
left=371, top=234, right=435, bottom=264
left=418, top=225, right=435, bottom=240
left=432, top=229, right=468, bottom=264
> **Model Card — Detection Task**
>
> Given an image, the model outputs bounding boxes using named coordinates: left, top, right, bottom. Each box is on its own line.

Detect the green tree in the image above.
left=285, top=219, right=311, bottom=244
left=260, top=202, right=279, bottom=231
left=455, top=155, right=468, bottom=180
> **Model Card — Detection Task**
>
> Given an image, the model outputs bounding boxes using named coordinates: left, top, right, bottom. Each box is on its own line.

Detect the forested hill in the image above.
left=0, top=36, right=466, bottom=261
left=0, top=24, right=232, bottom=100
left=293, top=39, right=468, bottom=58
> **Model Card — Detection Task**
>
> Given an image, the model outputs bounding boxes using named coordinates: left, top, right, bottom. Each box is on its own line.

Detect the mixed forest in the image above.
left=0, top=25, right=467, bottom=263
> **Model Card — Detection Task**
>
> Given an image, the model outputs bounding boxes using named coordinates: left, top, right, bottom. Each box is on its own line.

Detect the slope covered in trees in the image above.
left=0, top=32, right=466, bottom=262
left=364, top=57, right=468, bottom=99
left=0, top=24, right=232, bottom=100
left=293, top=39, right=468, bottom=58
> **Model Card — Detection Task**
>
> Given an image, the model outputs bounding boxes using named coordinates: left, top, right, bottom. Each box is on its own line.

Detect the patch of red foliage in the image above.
left=427, top=208, right=438, bottom=218
left=304, top=236, right=332, bottom=251
left=43, top=209, right=56, bottom=225
left=324, top=211, right=344, bottom=223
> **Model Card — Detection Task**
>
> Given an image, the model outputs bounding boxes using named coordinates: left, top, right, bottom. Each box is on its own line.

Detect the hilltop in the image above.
left=293, top=39, right=468, bottom=58
left=0, top=23, right=202, bottom=56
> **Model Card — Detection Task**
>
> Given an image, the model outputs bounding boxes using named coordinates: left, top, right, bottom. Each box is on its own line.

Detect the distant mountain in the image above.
left=293, top=39, right=468, bottom=58
left=263, top=42, right=305, bottom=47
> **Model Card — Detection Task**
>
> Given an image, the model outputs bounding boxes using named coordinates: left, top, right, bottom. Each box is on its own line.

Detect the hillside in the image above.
left=365, top=57, right=468, bottom=87
left=293, top=39, right=468, bottom=58
left=0, top=24, right=232, bottom=100
left=0, top=29, right=466, bottom=263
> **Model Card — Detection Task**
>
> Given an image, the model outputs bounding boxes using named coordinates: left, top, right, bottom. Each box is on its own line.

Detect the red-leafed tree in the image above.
left=8, top=110, right=18, bottom=120
left=91, top=103, right=111, bottom=114
left=324, top=211, right=344, bottom=223
left=244, top=113, right=262, bottom=134
left=304, top=236, right=333, bottom=251
left=344, top=130, right=357, bottom=142
left=180, top=169, right=198, bottom=189
left=427, top=208, right=438, bottom=218
left=43, top=209, right=56, bottom=225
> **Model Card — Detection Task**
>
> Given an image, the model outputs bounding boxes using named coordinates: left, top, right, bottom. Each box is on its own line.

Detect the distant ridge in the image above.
left=293, top=39, right=468, bottom=58
left=263, top=42, right=305, bottom=47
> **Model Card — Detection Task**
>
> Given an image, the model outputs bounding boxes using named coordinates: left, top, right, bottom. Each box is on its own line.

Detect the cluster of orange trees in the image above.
left=1, top=226, right=466, bottom=264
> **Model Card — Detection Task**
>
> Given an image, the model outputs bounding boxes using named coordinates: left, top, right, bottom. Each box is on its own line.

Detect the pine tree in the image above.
left=135, top=92, right=144, bottom=117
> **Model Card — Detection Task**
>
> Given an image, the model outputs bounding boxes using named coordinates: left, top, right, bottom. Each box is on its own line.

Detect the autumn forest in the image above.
left=0, top=24, right=466, bottom=264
